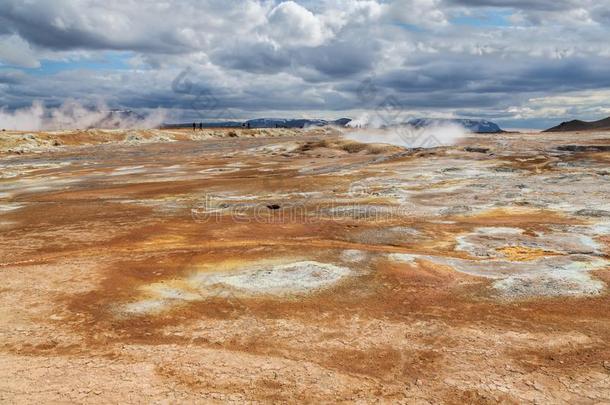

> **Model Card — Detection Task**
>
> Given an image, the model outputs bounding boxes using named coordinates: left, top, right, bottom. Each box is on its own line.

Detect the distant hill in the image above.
left=162, top=121, right=243, bottom=129
left=544, top=116, right=610, bottom=132
left=245, top=118, right=351, bottom=128
left=407, top=118, right=503, bottom=133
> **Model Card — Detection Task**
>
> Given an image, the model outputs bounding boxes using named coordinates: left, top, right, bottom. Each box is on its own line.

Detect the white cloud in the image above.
left=0, top=34, right=40, bottom=68
left=267, top=1, right=332, bottom=47
left=385, top=0, right=449, bottom=27
left=508, top=90, right=610, bottom=119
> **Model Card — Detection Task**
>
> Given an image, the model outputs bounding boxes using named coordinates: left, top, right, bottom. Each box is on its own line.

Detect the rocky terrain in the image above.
left=0, top=127, right=609, bottom=403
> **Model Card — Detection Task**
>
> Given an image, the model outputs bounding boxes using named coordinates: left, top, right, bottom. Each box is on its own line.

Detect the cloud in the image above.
left=0, top=69, right=26, bottom=84
left=267, top=1, right=332, bottom=47
left=508, top=90, right=610, bottom=120
left=0, top=34, right=40, bottom=68
left=0, top=0, right=609, bottom=128
left=385, top=0, right=449, bottom=27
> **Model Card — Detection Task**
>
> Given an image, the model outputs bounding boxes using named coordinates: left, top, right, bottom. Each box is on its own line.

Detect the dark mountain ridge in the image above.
left=544, top=116, right=610, bottom=132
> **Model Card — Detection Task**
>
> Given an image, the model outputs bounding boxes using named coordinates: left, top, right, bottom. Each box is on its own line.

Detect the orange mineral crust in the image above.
left=1, top=128, right=609, bottom=403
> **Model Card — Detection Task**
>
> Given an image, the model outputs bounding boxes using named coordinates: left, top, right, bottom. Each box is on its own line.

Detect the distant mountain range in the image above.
left=544, top=116, right=610, bottom=132
left=162, top=121, right=243, bottom=129
left=406, top=118, right=503, bottom=133
left=163, top=118, right=351, bottom=129
left=163, top=117, right=503, bottom=132
left=245, top=118, right=352, bottom=128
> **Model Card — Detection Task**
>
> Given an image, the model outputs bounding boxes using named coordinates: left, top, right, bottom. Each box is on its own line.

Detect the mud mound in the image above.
left=0, top=132, right=60, bottom=154
left=296, top=139, right=403, bottom=155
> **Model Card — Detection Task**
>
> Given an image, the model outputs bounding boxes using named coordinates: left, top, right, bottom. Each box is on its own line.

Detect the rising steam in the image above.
left=0, top=100, right=167, bottom=131
left=342, top=113, right=469, bottom=148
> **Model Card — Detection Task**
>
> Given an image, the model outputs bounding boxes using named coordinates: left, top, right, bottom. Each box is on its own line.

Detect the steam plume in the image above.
left=0, top=100, right=166, bottom=131
left=342, top=113, right=469, bottom=148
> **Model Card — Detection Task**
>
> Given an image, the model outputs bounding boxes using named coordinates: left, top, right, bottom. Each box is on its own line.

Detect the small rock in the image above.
left=440, top=205, right=472, bottom=216
left=493, top=167, right=516, bottom=173
left=464, top=146, right=490, bottom=153
left=557, top=145, right=610, bottom=153
left=266, top=204, right=281, bottom=210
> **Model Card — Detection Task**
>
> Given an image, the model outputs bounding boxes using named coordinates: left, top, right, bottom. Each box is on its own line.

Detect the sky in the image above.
left=1, top=0, right=610, bottom=129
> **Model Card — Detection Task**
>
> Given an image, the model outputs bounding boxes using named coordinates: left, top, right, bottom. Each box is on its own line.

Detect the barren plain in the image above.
left=0, top=127, right=609, bottom=403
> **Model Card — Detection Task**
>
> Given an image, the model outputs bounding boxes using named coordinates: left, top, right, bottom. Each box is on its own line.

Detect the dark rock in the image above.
left=493, top=167, right=517, bottom=173
left=266, top=204, right=281, bottom=210
left=575, top=209, right=610, bottom=218
left=556, top=145, right=610, bottom=153
left=464, top=146, right=490, bottom=153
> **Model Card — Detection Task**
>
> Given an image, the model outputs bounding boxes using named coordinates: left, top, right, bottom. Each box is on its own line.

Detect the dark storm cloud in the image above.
left=0, top=69, right=26, bottom=84
left=298, top=39, right=380, bottom=78
left=212, top=41, right=291, bottom=74
left=0, top=2, right=194, bottom=53
left=378, top=56, right=610, bottom=95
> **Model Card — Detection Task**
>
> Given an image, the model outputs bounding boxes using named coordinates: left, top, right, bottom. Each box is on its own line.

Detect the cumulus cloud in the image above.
left=267, top=1, right=331, bottom=47
left=385, top=0, right=449, bottom=28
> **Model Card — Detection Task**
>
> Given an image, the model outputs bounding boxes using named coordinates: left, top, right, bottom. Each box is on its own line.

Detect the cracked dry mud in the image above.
left=0, top=128, right=609, bottom=403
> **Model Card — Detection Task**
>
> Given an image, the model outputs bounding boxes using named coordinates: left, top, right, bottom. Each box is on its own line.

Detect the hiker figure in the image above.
left=247, top=122, right=251, bottom=129
left=193, top=122, right=196, bottom=131
left=199, top=122, right=203, bottom=131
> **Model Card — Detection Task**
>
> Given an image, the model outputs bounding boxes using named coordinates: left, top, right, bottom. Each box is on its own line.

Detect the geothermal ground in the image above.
left=0, top=127, right=609, bottom=403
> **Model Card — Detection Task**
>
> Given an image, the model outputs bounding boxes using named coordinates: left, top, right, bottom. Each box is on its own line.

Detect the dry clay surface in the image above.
left=1, top=128, right=610, bottom=403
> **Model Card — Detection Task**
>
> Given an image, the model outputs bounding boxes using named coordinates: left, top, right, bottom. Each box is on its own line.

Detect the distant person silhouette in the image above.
left=193, top=122, right=196, bottom=131
left=199, top=122, right=203, bottom=131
